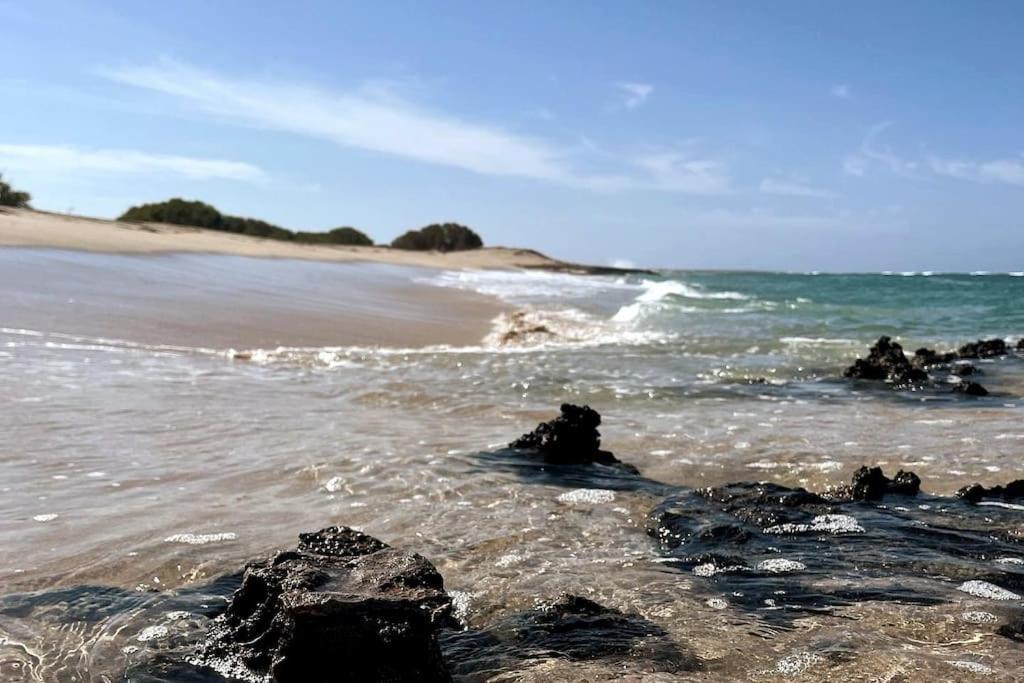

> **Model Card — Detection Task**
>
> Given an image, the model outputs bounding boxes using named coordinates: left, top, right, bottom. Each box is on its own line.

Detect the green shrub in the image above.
left=118, top=198, right=374, bottom=246
left=390, top=223, right=483, bottom=252
left=0, top=174, right=31, bottom=208
left=120, top=198, right=223, bottom=229
left=294, top=227, right=373, bottom=246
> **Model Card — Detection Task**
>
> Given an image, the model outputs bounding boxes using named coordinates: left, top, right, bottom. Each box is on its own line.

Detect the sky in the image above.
left=2, top=1, right=1023, bottom=271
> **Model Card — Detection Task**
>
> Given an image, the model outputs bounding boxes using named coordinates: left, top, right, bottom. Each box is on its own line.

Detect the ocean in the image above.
left=2, top=251, right=1023, bottom=680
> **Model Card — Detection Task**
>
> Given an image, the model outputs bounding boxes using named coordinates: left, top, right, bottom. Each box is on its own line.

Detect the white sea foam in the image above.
left=957, top=580, right=1020, bottom=600
left=137, top=625, right=169, bottom=642
left=947, top=661, right=994, bottom=675
left=164, top=532, right=237, bottom=545
left=774, top=652, right=822, bottom=676
left=756, top=558, right=806, bottom=573
left=556, top=488, right=616, bottom=505
left=32, top=513, right=59, bottom=522
left=961, top=611, right=998, bottom=624
left=765, top=514, right=864, bottom=535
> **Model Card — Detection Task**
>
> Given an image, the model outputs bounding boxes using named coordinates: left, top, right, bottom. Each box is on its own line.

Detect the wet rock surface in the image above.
left=647, top=467, right=1024, bottom=622
left=843, top=336, right=927, bottom=386
left=956, top=479, right=1024, bottom=504
left=194, top=526, right=454, bottom=682
left=842, top=335, right=1021, bottom=395
left=507, top=403, right=640, bottom=474
left=441, top=594, right=698, bottom=679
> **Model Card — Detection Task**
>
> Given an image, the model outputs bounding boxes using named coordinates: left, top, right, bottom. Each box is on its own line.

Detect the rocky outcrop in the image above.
left=196, top=526, right=454, bottom=682
left=509, top=403, right=638, bottom=473
left=845, top=466, right=921, bottom=501
left=843, top=336, right=927, bottom=387
left=956, top=479, right=1024, bottom=504
left=958, top=338, right=1008, bottom=359
left=844, top=336, right=1005, bottom=395
left=1018, top=338, right=1024, bottom=351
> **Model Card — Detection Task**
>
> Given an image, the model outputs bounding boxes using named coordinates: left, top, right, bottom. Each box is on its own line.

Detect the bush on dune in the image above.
left=390, top=222, right=483, bottom=252
left=118, top=198, right=374, bottom=245
left=294, top=227, right=374, bottom=246
left=0, top=174, right=31, bottom=208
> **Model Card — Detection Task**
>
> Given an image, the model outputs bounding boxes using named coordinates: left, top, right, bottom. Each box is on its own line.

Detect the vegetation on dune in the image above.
left=390, top=222, right=483, bottom=252
left=0, top=174, right=31, bottom=208
left=118, top=198, right=374, bottom=246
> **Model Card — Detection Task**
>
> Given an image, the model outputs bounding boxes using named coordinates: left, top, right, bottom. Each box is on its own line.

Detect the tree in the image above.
left=391, top=223, right=483, bottom=252
left=0, top=174, right=31, bottom=208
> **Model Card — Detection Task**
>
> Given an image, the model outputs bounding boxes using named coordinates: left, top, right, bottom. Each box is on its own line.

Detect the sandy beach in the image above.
left=0, top=208, right=619, bottom=274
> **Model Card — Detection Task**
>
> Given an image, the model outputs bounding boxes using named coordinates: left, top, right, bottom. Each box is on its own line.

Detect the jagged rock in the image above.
left=912, top=347, right=958, bottom=368
left=509, top=403, right=638, bottom=472
left=953, top=381, right=989, bottom=396
left=1018, top=338, right=1024, bottom=351
left=843, top=336, right=928, bottom=387
left=196, top=526, right=453, bottom=682
left=956, top=480, right=1024, bottom=504
left=847, top=466, right=921, bottom=501
left=957, top=338, right=1007, bottom=359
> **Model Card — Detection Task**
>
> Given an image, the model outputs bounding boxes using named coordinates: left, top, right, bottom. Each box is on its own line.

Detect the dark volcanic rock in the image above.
left=441, top=594, right=697, bottom=677
left=647, top=467, right=1024, bottom=620
left=912, top=347, right=958, bottom=369
left=197, top=526, right=453, bottom=682
left=951, top=363, right=979, bottom=376
left=957, top=338, right=1007, bottom=359
left=846, top=466, right=921, bottom=501
left=952, top=381, right=989, bottom=396
left=1018, top=338, right=1024, bottom=351
left=998, top=615, right=1024, bottom=642
left=956, top=480, right=1024, bottom=504
left=509, top=403, right=638, bottom=473
left=843, top=336, right=928, bottom=387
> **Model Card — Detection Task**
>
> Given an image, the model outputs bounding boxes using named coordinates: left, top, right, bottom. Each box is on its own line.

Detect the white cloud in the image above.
left=830, top=84, right=851, bottom=99
left=100, top=61, right=724, bottom=194
left=843, top=123, right=919, bottom=178
left=632, top=152, right=730, bottom=194
left=759, top=176, right=836, bottom=198
left=0, top=143, right=265, bottom=182
left=617, top=82, right=654, bottom=110
left=929, top=156, right=1024, bottom=187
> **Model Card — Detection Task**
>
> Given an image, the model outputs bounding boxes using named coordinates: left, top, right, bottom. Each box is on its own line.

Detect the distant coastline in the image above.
left=0, top=208, right=654, bottom=276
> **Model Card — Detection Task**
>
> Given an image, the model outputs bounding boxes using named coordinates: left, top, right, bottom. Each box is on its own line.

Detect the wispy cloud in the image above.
left=0, top=143, right=265, bottom=182
left=759, top=175, right=836, bottom=198
left=632, top=153, right=730, bottom=194
left=616, top=82, right=654, bottom=110
left=843, top=122, right=920, bottom=178
left=830, top=84, right=851, bottom=99
left=928, top=156, right=1024, bottom=187
left=100, top=61, right=724, bottom=194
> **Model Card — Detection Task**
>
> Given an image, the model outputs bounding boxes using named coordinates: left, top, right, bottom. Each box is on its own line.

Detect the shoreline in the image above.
left=0, top=248, right=506, bottom=349
left=0, top=208, right=654, bottom=275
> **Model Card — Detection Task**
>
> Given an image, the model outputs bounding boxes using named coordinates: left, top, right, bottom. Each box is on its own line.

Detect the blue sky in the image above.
left=2, top=1, right=1023, bottom=271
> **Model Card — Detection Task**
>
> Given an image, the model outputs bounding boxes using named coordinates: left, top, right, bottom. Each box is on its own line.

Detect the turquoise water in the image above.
left=3, top=253, right=1024, bottom=680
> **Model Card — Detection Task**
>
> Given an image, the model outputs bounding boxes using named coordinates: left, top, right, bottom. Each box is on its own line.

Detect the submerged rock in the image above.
left=912, top=347, right=958, bottom=368
left=956, top=480, right=1024, bottom=504
left=953, top=381, right=989, bottom=396
left=647, top=467, right=1024, bottom=619
left=441, top=594, right=697, bottom=677
left=843, top=336, right=928, bottom=387
left=509, top=403, right=638, bottom=473
left=196, top=526, right=453, bottom=682
left=958, top=338, right=1008, bottom=359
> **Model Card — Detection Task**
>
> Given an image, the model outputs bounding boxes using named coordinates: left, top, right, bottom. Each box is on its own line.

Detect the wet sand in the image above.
left=0, top=249, right=504, bottom=348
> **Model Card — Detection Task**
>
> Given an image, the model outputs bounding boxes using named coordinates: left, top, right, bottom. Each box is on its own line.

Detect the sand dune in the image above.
left=0, top=208, right=628, bottom=274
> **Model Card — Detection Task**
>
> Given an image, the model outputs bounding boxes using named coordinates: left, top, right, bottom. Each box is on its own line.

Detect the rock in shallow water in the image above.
left=956, top=479, right=1024, bottom=504
left=508, top=403, right=639, bottom=473
left=843, top=336, right=927, bottom=387
left=195, top=526, right=454, bottom=682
